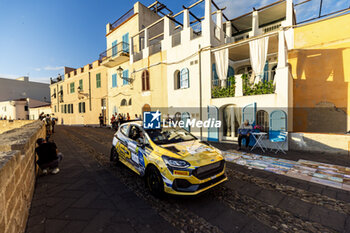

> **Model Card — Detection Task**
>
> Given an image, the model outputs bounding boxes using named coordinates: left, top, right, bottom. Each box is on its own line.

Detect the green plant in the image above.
left=212, top=76, right=236, bottom=98
left=242, top=74, right=274, bottom=96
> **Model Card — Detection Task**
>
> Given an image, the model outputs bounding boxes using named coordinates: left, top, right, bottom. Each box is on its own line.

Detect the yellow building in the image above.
left=101, top=2, right=168, bottom=122
left=50, top=60, right=108, bottom=126
left=289, top=13, right=350, bottom=133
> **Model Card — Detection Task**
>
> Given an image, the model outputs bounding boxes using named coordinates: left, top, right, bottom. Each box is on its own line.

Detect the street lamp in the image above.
left=117, top=66, right=134, bottom=84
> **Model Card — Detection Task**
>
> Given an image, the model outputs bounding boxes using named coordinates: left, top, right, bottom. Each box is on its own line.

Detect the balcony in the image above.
left=110, top=8, right=134, bottom=31
left=99, top=42, right=130, bottom=68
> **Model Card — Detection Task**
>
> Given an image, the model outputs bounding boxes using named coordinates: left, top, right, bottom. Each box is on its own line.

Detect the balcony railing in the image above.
left=261, top=22, right=282, bottom=33
left=211, top=71, right=276, bottom=98
left=110, top=8, right=134, bottom=30
left=99, top=42, right=129, bottom=62
left=212, top=77, right=236, bottom=98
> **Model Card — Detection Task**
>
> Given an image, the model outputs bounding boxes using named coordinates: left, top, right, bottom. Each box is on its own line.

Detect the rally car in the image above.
left=110, top=121, right=227, bottom=196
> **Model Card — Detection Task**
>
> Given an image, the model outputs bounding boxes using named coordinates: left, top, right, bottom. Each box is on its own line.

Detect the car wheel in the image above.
left=110, top=146, right=119, bottom=165
left=146, top=166, right=164, bottom=197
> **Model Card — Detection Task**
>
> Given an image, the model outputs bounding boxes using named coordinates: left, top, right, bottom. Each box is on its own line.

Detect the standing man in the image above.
left=238, top=120, right=253, bottom=150
left=99, top=114, right=104, bottom=127
left=51, top=114, right=57, bottom=133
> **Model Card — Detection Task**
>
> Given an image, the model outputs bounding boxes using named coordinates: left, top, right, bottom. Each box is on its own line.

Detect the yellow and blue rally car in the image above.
left=110, top=121, right=227, bottom=196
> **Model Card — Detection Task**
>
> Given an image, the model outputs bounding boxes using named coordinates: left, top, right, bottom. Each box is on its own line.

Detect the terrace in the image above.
left=99, top=41, right=130, bottom=68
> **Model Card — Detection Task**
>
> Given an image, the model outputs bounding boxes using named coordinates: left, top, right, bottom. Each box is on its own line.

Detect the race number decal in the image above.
left=131, top=152, right=139, bottom=164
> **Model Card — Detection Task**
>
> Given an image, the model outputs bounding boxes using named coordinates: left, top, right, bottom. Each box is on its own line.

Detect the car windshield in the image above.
left=145, top=127, right=197, bottom=145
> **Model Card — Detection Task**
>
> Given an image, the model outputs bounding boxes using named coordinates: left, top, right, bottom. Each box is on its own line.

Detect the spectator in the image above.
left=127, top=113, right=130, bottom=121
left=43, top=114, right=52, bottom=140
left=99, top=114, right=104, bottom=127
left=35, top=138, right=63, bottom=175
left=51, top=114, right=57, bottom=133
left=238, top=120, right=253, bottom=150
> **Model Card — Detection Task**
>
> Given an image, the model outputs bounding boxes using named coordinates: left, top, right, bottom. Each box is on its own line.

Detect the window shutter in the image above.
left=146, top=71, right=150, bottom=90
left=142, top=72, right=145, bottom=91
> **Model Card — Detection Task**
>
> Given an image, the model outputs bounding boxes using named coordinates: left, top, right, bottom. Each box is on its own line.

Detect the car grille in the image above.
left=193, top=160, right=225, bottom=180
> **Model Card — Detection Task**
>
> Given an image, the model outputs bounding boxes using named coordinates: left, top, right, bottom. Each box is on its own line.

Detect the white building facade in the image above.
left=0, top=76, right=50, bottom=102
left=127, top=0, right=295, bottom=148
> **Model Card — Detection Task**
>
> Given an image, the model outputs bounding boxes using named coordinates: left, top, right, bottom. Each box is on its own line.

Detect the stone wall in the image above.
left=0, top=120, right=34, bottom=134
left=289, top=132, right=350, bottom=155
left=0, top=121, right=45, bottom=233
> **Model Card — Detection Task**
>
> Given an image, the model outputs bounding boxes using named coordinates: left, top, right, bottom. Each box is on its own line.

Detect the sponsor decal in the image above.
left=143, top=111, right=161, bottom=129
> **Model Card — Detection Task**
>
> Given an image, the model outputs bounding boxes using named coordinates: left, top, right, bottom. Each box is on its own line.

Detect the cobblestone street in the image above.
left=26, top=126, right=350, bottom=233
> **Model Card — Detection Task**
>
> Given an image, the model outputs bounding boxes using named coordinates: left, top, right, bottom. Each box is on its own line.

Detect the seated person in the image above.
left=35, top=138, right=63, bottom=175
left=238, top=120, right=253, bottom=150
left=136, top=131, right=145, bottom=145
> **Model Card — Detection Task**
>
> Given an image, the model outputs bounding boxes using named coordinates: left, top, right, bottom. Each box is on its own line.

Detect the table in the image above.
left=251, top=132, right=268, bottom=152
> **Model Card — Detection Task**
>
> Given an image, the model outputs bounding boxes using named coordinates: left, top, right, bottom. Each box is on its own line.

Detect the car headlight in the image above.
left=162, top=155, right=190, bottom=168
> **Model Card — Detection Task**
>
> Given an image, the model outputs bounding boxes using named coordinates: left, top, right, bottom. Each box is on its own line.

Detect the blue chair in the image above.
left=269, top=131, right=287, bottom=154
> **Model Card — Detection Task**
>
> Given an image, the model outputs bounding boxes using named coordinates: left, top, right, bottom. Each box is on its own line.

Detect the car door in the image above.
left=116, top=124, right=131, bottom=160
left=127, top=124, right=147, bottom=175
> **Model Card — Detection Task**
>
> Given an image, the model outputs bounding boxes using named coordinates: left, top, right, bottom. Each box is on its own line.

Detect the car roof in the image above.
left=121, top=120, right=143, bottom=127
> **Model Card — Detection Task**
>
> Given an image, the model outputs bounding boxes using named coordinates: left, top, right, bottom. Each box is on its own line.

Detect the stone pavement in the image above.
left=25, top=127, right=178, bottom=233
left=26, top=126, right=350, bottom=233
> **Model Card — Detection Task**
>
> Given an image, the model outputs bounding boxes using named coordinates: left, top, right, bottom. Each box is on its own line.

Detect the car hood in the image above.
left=159, top=140, right=224, bottom=167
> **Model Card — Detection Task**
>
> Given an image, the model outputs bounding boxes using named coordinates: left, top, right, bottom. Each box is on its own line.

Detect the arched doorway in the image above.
left=256, top=110, right=269, bottom=132
left=142, top=104, right=151, bottom=113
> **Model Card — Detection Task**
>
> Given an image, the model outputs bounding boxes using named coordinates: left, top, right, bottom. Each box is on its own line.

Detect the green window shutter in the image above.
left=96, top=73, right=101, bottom=88
left=79, top=79, right=83, bottom=91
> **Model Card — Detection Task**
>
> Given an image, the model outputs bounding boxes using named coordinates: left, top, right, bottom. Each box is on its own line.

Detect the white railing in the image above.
left=261, top=22, right=282, bottom=33
left=233, top=31, right=250, bottom=42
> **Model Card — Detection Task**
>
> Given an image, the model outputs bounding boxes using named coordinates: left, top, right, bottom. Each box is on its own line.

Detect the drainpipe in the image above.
left=198, top=44, right=203, bottom=140
left=89, top=72, right=92, bottom=111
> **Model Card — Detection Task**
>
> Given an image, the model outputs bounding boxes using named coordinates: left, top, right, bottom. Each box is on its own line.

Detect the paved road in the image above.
left=26, top=126, right=350, bottom=233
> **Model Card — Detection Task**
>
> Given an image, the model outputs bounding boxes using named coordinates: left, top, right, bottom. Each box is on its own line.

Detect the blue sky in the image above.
left=0, top=0, right=347, bottom=83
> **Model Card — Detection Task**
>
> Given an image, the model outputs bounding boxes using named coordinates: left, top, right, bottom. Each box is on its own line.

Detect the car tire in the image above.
left=110, top=146, right=119, bottom=165
left=146, top=166, right=164, bottom=197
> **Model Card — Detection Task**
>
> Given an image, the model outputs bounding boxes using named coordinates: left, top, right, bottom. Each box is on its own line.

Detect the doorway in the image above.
left=222, top=105, right=240, bottom=140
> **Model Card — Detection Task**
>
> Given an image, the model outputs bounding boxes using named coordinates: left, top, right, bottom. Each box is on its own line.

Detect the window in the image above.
left=128, top=99, right=132, bottom=106
left=79, top=102, right=86, bottom=113
left=53, top=88, right=56, bottom=98
left=71, top=104, right=73, bottom=114
left=64, top=104, right=67, bottom=113
left=174, top=70, right=180, bottom=90
left=24, top=106, right=28, bottom=111
left=70, top=82, right=75, bottom=93
left=180, top=68, right=189, bottom=89
left=122, top=70, right=129, bottom=85
left=68, top=104, right=71, bottom=113
left=96, top=73, right=101, bottom=88
left=60, top=86, right=63, bottom=102
left=112, top=40, right=118, bottom=57
left=142, top=70, right=150, bottom=91
left=120, top=125, right=129, bottom=136
left=122, top=33, right=129, bottom=53
left=112, top=74, right=117, bottom=88
left=256, top=110, right=269, bottom=132
left=79, top=79, right=83, bottom=91
left=121, top=99, right=127, bottom=106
